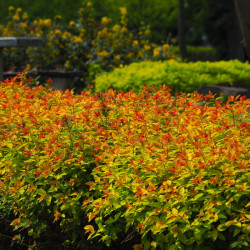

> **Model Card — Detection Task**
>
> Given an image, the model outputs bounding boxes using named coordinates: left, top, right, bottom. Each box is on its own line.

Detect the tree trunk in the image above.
left=178, top=0, right=187, bottom=58
left=234, top=0, right=250, bottom=59
left=227, top=0, right=245, bottom=60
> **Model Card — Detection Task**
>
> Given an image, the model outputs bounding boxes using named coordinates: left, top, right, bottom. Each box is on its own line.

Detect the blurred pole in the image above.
left=178, top=0, right=187, bottom=59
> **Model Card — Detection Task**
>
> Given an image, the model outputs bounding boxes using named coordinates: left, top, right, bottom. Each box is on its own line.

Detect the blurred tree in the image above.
left=203, top=0, right=246, bottom=60
left=185, top=0, right=209, bottom=45
left=228, top=0, right=245, bottom=60
left=82, top=0, right=178, bottom=43
left=1, top=0, right=246, bottom=61
left=234, top=0, right=250, bottom=59
left=178, top=0, right=187, bottom=58
left=0, top=0, right=82, bottom=24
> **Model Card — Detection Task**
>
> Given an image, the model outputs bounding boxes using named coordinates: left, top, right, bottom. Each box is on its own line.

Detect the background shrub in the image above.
left=95, top=60, right=250, bottom=93
left=0, top=3, right=178, bottom=90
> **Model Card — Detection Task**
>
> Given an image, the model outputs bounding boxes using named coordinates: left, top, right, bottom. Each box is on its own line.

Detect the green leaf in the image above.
left=172, top=208, right=178, bottom=215
left=218, top=232, right=226, bottom=241
left=206, top=189, right=216, bottom=195
left=150, top=202, right=162, bottom=209
left=169, top=244, right=177, bottom=250
left=245, top=214, right=250, bottom=220
left=218, top=213, right=227, bottom=219
left=18, top=187, right=25, bottom=195
left=194, top=228, right=205, bottom=240
left=102, top=235, right=112, bottom=246
left=234, top=222, right=241, bottom=228
left=217, top=224, right=227, bottom=232
left=24, top=158, right=36, bottom=163
left=105, top=217, right=113, bottom=224
left=178, top=233, right=187, bottom=244
left=72, top=231, right=77, bottom=241
left=243, top=241, right=249, bottom=247
left=214, top=134, right=227, bottom=142
left=109, top=227, right=118, bottom=241
left=28, top=228, right=33, bottom=236
left=234, top=194, right=242, bottom=202
left=230, top=241, right=239, bottom=248
left=179, top=187, right=185, bottom=195
left=46, top=195, right=52, bottom=206
left=114, top=212, right=121, bottom=222
left=212, top=229, right=218, bottom=241
left=246, top=173, right=250, bottom=183
left=36, top=189, right=46, bottom=196
left=193, top=193, right=203, bottom=201
left=233, top=228, right=241, bottom=237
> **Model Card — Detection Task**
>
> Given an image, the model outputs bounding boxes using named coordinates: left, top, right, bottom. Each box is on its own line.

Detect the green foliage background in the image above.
left=0, top=0, right=82, bottom=24
left=82, top=0, right=178, bottom=43
left=0, top=0, right=228, bottom=46
left=0, top=0, right=247, bottom=60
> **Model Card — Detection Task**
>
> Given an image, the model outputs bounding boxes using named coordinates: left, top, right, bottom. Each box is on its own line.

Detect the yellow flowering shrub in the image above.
left=97, top=50, right=110, bottom=57
left=144, top=45, right=151, bottom=51
left=69, top=20, right=76, bottom=27
left=0, top=2, right=178, bottom=88
left=101, top=16, right=110, bottom=26
left=153, top=48, right=161, bottom=58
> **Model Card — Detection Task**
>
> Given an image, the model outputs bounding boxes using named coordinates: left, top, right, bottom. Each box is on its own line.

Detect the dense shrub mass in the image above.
left=95, top=60, right=250, bottom=93
left=0, top=75, right=249, bottom=249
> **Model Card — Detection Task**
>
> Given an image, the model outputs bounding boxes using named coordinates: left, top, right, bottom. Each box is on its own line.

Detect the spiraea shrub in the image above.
left=0, top=75, right=249, bottom=249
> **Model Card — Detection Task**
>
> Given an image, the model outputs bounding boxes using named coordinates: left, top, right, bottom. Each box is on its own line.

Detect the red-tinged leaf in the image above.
left=133, top=244, right=143, bottom=250
left=84, top=225, right=95, bottom=234
left=39, top=194, right=46, bottom=202
left=83, top=200, right=92, bottom=206
left=85, top=181, right=95, bottom=190
left=54, top=209, right=60, bottom=222
left=93, top=154, right=102, bottom=161
left=87, top=212, right=97, bottom=221
left=11, top=219, right=21, bottom=227
left=70, top=192, right=79, bottom=196
left=136, top=223, right=144, bottom=229
left=135, top=187, right=143, bottom=200
left=169, top=167, right=176, bottom=173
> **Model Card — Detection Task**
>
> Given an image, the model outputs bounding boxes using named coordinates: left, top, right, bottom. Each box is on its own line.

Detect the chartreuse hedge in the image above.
left=0, top=74, right=249, bottom=249
left=95, top=59, right=250, bottom=93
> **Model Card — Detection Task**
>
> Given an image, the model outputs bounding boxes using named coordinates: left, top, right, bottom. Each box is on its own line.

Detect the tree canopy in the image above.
left=0, top=0, right=247, bottom=60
